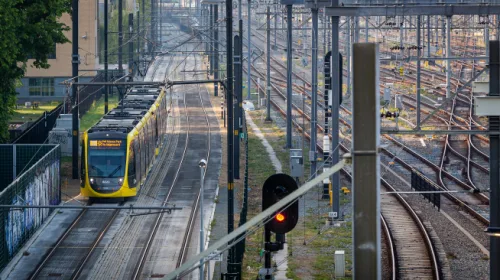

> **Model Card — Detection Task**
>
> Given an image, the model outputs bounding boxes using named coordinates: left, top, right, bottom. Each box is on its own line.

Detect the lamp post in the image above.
left=199, top=159, right=207, bottom=280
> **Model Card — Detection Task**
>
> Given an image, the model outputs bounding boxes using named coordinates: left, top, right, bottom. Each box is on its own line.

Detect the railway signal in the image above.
left=260, top=174, right=299, bottom=279
left=262, top=173, right=299, bottom=234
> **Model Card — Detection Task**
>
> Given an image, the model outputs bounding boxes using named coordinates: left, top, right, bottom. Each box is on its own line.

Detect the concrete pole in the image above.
left=441, top=16, right=446, bottom=51
left=225, top=0, right=235, bottom=273
left=12, top=145, right=16, bottom=180
left=247, top=0, right=252, bottom=100
left=497, top=15, right=500, bottom=40
left=118, top=0, right=123, bottom=73
left=238, top=0, right=242, bottom=37
left=399, top=16, right=404, bottom=63
left=486, top=16, right=490, bottom=60
left=327, top=16, right=331, bottom=51
left=323, top=10, right=327, bottom=57
left=303, top=13, right=307, bottom=56
left=104, top=0, right=109, bottom=113
left=331, top=1, right=340, bottom=219
left=234, top=36, right=241, bottom=180
left=274, top=0, right=277, bottom=48
left=214, top=5, right=219, bottom=97
left=310, top=8, right=318, bottom=175
left=347, top=18, right=351, bottom=96
left=352, top=42, right=381, bottom=280
left=427, top=15, right=431, bottom=57
left=435, top=16, right=439, bottom=49
left=286, top=5, right=293, bottom=148
left=210, top=5, right=214, bottom=75
left=354, top=17, right=359, bottom=43
left=446, top=16, right=451, bottom=99
left=365, top=16, right=369, bottom=42
left=416, top=16, right=421, bottom=129
left=137, top=10, right=140, bottom=63
left=71, top=0, right=79, bottom=179
left=129, top=13, right=134, bottom=78
left=158, top=0, right=162, bottom=47
left=488, top=40, right=500, bottom=280
left=142, top=0, right=145, bottom=54
left=199, top=164, right=206, bottom=280
left=266, top=6, right=272, bottom=121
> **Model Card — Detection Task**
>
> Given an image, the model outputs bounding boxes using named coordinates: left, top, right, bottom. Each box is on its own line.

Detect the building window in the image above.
left=27, top=44, right=56, bottom=60
left=28, top=78, right=55, bottom=96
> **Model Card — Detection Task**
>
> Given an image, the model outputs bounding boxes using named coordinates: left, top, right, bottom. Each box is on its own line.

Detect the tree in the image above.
left=0, top=0, right=71, bottom=143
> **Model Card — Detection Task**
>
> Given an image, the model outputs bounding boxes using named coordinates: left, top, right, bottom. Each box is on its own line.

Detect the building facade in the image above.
left=16, top=0, right=99, bottom=103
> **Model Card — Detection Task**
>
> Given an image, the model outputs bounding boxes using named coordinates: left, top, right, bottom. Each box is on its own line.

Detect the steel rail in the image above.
left=176, top=54, right=212, bottom=268
left=131, top=52, right=193, bottom=280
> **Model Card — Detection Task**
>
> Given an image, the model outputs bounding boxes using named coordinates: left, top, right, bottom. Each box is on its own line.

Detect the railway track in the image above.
left=381, top=178, right=441, bottom=279
left=246, top=55, right=444, bottom=278
left=247, top=66, right=445, bottom=278
left=28, top=202, right=122, bottom=280
left=247, top=25, right=492, bottom=226
left=26, top=49, right=178, bottom=280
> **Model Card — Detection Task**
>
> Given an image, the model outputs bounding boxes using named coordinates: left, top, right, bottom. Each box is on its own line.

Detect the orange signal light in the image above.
left=276, top=213, right=286, bottom=222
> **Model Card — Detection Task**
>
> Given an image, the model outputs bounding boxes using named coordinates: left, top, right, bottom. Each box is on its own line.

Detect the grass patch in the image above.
left=10, top=102, right=60, bottom=123
left=80, top=95, right=119, bottom=132
left=242, top=109, right=352, bottom=279
left=241, top=113, right=282, bottom=279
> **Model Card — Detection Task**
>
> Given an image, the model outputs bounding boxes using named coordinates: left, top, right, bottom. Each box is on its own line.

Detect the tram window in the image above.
left=80, top=140, right=85, bottom=186
left=134, top=141, right=140, bottom=183
left=128, top=141, right=136, bottom=186
left=88, top=142, right=126, bottom=178
left=154, top=115, right=158, bottom=143
left=144, top=122, right=149, bottom=165
left=140, top=132, right=145, bottom=178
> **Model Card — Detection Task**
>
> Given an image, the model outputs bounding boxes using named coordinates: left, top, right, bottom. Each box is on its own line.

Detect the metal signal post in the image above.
left=71, top=0, right=79, bottom=179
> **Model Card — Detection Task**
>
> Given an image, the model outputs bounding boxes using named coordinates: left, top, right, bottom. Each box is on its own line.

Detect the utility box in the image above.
left=335, top=250, right=345, bottom=277
left=48, top=114, right=79, bottom=156
left=290, top=149, right=304, bottom=178
left=383, top=88, right=391, bottom=103
left=472, top=81, right=489, bottom=93
left=395, top=94, right=403, bottom=110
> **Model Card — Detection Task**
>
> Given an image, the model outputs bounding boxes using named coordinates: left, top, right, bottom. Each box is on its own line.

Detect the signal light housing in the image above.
left=262, top=174, right=299, bottom=234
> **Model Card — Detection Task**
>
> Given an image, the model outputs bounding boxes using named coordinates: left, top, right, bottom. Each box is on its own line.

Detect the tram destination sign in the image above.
left=89, top=139, right=124, bottom=149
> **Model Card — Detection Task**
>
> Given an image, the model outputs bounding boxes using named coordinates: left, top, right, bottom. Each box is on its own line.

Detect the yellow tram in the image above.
left=80, top=86, right=171, bottom=198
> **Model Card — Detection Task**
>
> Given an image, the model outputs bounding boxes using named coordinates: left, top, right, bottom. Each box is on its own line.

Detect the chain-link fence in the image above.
left=0, top=144, right=61, bottom=272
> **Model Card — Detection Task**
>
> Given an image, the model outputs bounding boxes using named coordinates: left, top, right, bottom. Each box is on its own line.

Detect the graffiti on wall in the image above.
left=4, top=160, right=60, bottom=257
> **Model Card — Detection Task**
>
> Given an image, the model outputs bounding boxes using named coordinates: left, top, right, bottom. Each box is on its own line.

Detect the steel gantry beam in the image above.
left=326, top=5, right=500, bottom=17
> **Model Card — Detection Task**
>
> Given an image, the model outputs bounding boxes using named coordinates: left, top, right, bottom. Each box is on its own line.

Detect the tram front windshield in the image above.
left=88, top=139, right=126, bottom=178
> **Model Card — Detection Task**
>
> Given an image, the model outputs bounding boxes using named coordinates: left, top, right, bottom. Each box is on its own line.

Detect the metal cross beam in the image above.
left=0, top=205, right=183, bottom=211
left=68, top=82, right=166, bottom=86
left=417, top=67, right=488, bottom=127
left=381, top=129, right=497, bottom=135
left=167, top=79, right=225, bottom=86
left=381, top=56, right=488, bottom=61
left=326, top=5, right=500, bottom=17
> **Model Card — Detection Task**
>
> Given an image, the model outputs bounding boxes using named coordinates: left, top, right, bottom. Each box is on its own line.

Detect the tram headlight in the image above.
left=90, top=178, right=95, bottom=184
left=118, top=177, right=124, bottom=184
